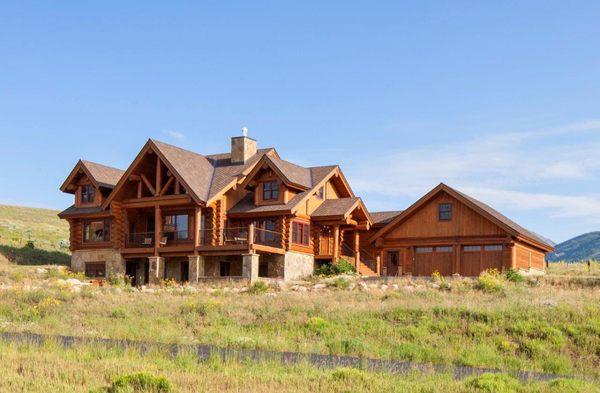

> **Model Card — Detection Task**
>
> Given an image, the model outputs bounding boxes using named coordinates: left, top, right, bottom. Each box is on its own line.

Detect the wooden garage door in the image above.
left=414, top=246, right=453, bottom=276
left=460, top=245, right=503, bottom=276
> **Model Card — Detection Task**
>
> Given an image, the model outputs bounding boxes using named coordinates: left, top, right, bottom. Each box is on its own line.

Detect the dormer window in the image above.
left=263, top=181, right=279, bottom=201
left=81, top=186, right=95, bottom=204
left=316, top=187, right=324, bottom=200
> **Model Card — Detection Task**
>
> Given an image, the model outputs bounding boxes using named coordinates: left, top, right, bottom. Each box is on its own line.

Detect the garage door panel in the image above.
left=460, top=244, right=504, bottom=276
left=414, top=246, right=453, bottom=276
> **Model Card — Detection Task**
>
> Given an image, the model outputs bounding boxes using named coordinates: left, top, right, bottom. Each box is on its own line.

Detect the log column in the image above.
left=354, top=230, right=360, bottom=271
left=154, top=205, right=162, bottom=256
left=333, top=224, right=340, bottom=263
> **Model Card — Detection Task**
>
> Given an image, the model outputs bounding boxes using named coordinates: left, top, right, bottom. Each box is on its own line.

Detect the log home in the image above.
left=58, top=133, right=553, bottom=283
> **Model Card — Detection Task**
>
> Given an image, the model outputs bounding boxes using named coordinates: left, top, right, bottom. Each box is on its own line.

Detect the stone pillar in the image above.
left=242, top=253, right=260, bottom=282
left=188, top=255, right=205, bottom=283
left=148, top=256, right=164, bottom=285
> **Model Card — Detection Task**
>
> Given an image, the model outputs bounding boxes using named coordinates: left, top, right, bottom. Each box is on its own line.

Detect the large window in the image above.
left=292, top=221, right=310, bottom=246
left=262, top=181, right=279, bottom=201
left=81, top=185, right=95, bottom=204
left=254, top=219, right=277, bottom=243
left=163, top=214, right=189, bottom=240
left=85, top=262, right=106, bottom=278
left=439, top=203, right=452, bottom=221
left=83, top=220, right=111, bottom=243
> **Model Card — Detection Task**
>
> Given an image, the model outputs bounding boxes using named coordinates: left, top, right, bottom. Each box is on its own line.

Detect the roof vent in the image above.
left=231, top=127, right=257, bottom=164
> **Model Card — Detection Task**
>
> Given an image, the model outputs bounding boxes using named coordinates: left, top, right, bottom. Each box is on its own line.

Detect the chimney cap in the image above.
left=241, top=126, right=248, bottom=137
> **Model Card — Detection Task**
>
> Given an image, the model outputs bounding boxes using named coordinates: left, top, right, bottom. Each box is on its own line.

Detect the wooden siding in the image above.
left=515, top=241, right=545, bottom=270
left=384, top=192, right=505, bottom=240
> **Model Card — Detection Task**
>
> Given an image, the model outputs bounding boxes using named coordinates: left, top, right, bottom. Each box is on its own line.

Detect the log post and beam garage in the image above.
left=369, top=183, right=554, bottom=277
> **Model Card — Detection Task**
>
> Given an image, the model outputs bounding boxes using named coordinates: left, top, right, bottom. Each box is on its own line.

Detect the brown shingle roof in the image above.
left=80, top=161, right=125, bottom=188
left=228, top=166, right=337, bottom=215
left=312, top=197, right=361, bottom=218
left=370, top=210, right=403, bottom=225
left=58, top=205, right=108, bottom=218
left=151, top=140, right=215, bottom=202
left=450, top=186, right=552, bottom=249
left=267, top=156, right=312, bottom=189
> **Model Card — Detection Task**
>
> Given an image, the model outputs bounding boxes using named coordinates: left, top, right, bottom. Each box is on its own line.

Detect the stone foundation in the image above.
left=71, top=249, right=124, bottom=276
left=283, top=251, right=314, bottom=281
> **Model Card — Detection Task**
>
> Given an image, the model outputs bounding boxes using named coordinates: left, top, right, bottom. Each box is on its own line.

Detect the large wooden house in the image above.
left=58, top=134, right=553, bottom=283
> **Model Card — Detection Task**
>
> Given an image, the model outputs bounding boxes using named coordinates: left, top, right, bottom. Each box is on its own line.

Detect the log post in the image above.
left=154, top=204, right=162, bottom=256
left=333, top=224, right=340, bottom=263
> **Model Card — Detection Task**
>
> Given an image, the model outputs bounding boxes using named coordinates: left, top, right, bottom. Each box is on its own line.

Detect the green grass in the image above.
left=0, top=204, right=70, bottom=265
left=0, top=264, right=599, bottom=383
left=0, top=340, right=597, bottom=393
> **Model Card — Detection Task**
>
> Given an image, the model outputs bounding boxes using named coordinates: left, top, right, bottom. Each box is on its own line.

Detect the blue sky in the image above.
left=1, top=1, right=600, bottom=243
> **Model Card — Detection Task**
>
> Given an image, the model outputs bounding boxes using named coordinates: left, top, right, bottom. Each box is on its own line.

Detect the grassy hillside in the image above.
left=0, top=205, right=70, bottom=265
left=548, top=231, right=600, bottom=262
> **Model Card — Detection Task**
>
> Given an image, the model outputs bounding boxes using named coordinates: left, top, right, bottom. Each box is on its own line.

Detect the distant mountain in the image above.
left=547, top=231, right=600, bottom=262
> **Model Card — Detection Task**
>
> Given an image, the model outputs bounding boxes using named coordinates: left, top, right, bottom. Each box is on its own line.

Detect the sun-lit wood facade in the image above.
left=59, top=136, right=553, bottom=283
left=368, top=184, right=553, bottom=277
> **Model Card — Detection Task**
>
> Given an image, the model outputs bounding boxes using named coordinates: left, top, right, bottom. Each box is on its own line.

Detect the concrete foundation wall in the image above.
left=283, top=251, right=314, bottom=280
left=71, top=249, right=124, bottom=276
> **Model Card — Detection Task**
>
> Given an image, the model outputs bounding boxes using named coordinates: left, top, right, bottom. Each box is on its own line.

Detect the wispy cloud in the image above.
left=166, top=130, right=185, bottom=140
left=346, top=120, right=600, bottom=223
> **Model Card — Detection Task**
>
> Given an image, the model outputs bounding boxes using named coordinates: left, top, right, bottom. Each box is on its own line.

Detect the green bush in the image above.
left=248, top=280, right=269, bottom=294
left=547, top=378, right=600, bottom=393
left=504, top=268, right=524, bottom=283
left=314, top=259, right=355, bottom=277
left=475, top=269, right=505, bottom=293
left=306, top=316, right=331, bottom=335
left=465, top=373, right=521, bottom=392
left=332, top=276, right=350, bottom=289
left=108, top=372, right=172, bottom=392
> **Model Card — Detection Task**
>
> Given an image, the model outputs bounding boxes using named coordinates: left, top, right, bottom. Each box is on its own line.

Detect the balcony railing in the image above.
left=126, top=232, right=155, bottom=248
left=199, top=225, right=283, bottom=249
left=161, top=230, right=193, bottom=246
left=253, top=227, right=282, bottom=248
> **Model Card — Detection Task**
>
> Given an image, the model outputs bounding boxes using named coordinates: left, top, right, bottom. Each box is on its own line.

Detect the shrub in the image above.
left=314, top=259, right=355, bottom=277
left=465, top=373, right=521, bottom=392
left=475, top=269, right=505, bottom=293
left=504, top=268, right=524, bottom=283
left=306, top=316, right=330, bottom=335
left=332, top=276, right=350, bottom=289
left=248, top=280, right=269, bottom=294
left=109, top=308, right=129, bottom=319
left=547, top=378, right=599, bottom=393
left=107, top=273, right=131, bottom=287
left=108, top=372, right=172, bottom=392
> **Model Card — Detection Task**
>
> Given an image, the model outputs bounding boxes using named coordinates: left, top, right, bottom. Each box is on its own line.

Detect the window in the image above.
left=81, top=185, right=95, bottom=204
left=416, top=247, right=433, bottom=253
left=254, top=219, right=277, bottom=243
left=436, top=246, right=453, bottom=253
left=439, top=203, right=452, bottom=221
left=484, top=245, right=503, bottom=252
left=463, top=245, right=481, bottom=252
left=316, top=187, right=324, bottom=200
left=262, top=181, right=279, bottom=201
left=85, top=262, right=106, bottom=278
left=83, top=220, right=111, bottom=242
left=292, top=221, right=310, bottom=246
left=163, top=214, right=189, bottom=240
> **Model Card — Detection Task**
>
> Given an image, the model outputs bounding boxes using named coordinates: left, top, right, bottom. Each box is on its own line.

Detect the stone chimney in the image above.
left=231, top=127, right=257, bottom=164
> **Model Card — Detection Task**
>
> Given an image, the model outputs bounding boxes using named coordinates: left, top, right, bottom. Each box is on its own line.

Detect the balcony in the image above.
left=125, top=232, right=155, bottom=248
left=198, top=225, right=284, bottom=254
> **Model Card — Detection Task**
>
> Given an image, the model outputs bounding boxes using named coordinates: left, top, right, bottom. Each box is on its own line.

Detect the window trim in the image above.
left=83, top=219, right=111, bottom=243
left=292, top=221, right=310, bottom=246
left=81, top=185, right=95, bottom=204
left=162, top=213, right=190, bottom=240
left=262, top=181, right=280, bottom=201
left=438, top=203, right=452, bottom=221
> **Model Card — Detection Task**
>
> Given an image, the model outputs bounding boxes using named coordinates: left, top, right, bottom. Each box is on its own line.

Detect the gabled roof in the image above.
left=228, top=165, right=339, bottom=216
left=370, top=183, right=554, bottom=251
left=239, top=154, right=313, bottom=191
left=370, top=210, right=403, bottom=226
left=311, top=197, right=373, bottom=226
left=60, top=160, right=125, bottom=193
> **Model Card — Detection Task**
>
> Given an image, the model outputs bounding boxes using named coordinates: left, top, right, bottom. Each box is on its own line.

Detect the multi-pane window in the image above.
left=416, top=247, right=433, bottom=253
left=81, top=185, right=95, bottom=204
left=436, top=246, right=453, bottom=253
left=85, top=262, right=106, bottom=278
left=484, top=245, right=503, bottom=251
left=292, top=221, right=310, bottom=246
left=254, top=219, right=277, bottom=243
left=263, top=181, right=279, bottom=201
left=83, top=220, right=111, bottom=242
left=439, top=203, right=452, bottom=221
left=463, top=245, right=481, bottom=252
left=163, top=214, right=189, bottom=240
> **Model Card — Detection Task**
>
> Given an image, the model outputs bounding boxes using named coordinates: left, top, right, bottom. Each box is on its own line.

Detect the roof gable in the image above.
left=60, top=160, right=124, bottom=193
left=370, top=183, right=553, bottom=251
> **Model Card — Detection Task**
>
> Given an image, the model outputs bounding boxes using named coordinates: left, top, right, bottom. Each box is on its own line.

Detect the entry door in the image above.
left=125, top=261, right=137, bottom=285
left=385, top=251, right=400, bottom=276
left=319, top=226, right=332, bottom=255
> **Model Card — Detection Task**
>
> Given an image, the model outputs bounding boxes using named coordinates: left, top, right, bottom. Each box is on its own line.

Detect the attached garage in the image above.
left=413, top=246, right=453, bottom=276
left=459, top=245, right=503, bottom=276
left=369, top=183, right=554, bottom=277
